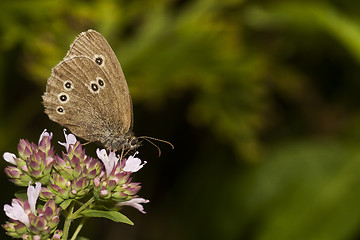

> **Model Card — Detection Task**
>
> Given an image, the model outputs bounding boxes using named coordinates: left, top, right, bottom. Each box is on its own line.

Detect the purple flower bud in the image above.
left=30, top=170, right=42, bottom=178
left=18, top=139, right=32, bottom=159
left=29, top=214, right=45, bottom=230
left=5, top=166, right=22, bottom=179
left=54, top=155, right=66, bottom=167
left=33, top=235, right=41, bottom=240
left=48, top=215, right=60, bottom=229
left=94, top=177, right=101, bottom=187
left=115, top=172, right=131, bottom=185
left=40, top=188, right=56, bottom=200
left=29, top=160, right=40, bottom=171
left=112, top=191, right=128, bottom=199
left=51, top=174, right=68, bottom=188
left=70, top=155, right=80, bottom=167
left=73, top=164, right=82, bottom=178
left=2, top=221, right=26, bottom=238
left=73, top=142, right=84, bottom=157
left=52, top=230, right=62, bottom=240
left=73, top=177, right=89, bottom=191
left=107, top=180, right=117, bottom=189
left=87, top=169, right=98, bottom=179
left=100, top=188, right=109, bottom=197
left=38, top=130, right=53, bottom=154
left=124, top=183, right=142, bottom=195
left=20, top=164, right=29, bottom=172
left=43, top=206, right=54, bottom=219
left=58, top=189, right=69, bottom=199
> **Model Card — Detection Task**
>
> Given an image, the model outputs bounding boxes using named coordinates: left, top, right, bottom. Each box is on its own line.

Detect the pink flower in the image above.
left=38, top=129, right=53, bottom=145
left=96, top=149, right=119, bottom=177
left=123, top=152, right=146, bottom=173
left=4, top=182, right=41, bottom=227
left=117, top=198, right=150, bottom=214
left=27, top=182, right=41, bottom=214
left=58, top=129, right=77, bottom=151
left=4, top=199, right=29, bottom=227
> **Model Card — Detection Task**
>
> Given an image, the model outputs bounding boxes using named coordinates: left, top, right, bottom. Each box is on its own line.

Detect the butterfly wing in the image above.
left=64, top=29, right=133, bottom=130
left=43, top=56, right=127, bottom=144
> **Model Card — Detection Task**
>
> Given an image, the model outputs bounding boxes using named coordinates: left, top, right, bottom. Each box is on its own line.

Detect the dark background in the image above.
left=2, top=0, right=360, bottom=239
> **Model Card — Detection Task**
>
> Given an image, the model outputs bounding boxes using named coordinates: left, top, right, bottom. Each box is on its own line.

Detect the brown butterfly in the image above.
left=42, top=30, right=140, bottom=151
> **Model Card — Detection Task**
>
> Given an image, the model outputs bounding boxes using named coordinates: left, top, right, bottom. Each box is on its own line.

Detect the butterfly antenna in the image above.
left=141, top=138, right=162, bottom=157
left=138, top=136, right=174, bottom=157
left=139, top=136, right=174, bottom=149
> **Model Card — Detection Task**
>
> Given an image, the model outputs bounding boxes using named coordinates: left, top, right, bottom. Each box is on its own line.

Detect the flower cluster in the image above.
left=93, top=150, right=146, bottom=202
left=4, top=130, right=54, bottom=186
left=3, top=129, right=149, bottom=239
left=40, top=130, right=102, bottom=204
left=3, top=182, right=61, bottom=240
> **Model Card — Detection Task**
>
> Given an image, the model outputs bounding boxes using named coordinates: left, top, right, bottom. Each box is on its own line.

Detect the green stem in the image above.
left=61, top=197, right=95, bottom=239
left=70, top=217, right=87, bottom=240
left=72, top=197, right=95, bottom=218
left=62, top=202, right=75, bottom=240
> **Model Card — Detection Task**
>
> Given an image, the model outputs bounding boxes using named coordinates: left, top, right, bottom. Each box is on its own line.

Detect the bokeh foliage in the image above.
left=2, top=0, right=360, bottom=239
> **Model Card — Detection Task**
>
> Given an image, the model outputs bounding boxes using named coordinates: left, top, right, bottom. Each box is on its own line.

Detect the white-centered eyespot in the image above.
left=94, top=54, right=105, bottom=67
left=56, top=106, right=65, bottom=115
left=63, top=80, right=74, bottom=91
left=88, top=81, right=100, bottom=94
left=97, top=77, right=105, bottom=89
left=57, top=92, right=70, bottom=104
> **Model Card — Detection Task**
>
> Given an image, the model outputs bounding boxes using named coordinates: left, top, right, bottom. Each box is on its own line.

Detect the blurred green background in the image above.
left=2, top=0, right=360, bottom=239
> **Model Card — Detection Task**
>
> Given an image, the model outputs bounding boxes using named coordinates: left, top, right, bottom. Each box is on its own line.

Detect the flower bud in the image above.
left=4, top=130, right=55, bottom=186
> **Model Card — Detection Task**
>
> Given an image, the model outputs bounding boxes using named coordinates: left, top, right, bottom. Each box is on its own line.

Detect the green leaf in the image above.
left=60, top=199, right=73, bottom=210
left=14, top=191, right=27, bottom=200
left=80, top=209, right=134, bottom=225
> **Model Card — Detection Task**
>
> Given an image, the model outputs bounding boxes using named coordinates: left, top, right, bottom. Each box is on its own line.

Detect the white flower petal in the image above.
left=27, top=182, right=41, bottom=214
left=3, top=152, right=17, bottom=165
left=58, top=129, right=77, bottom=151
left=123, top=152, right=146, bottom=172
left=117, top=198, right=149, bottom=214
left=96, top=149, right=110, bottom=173
left=96, top=148, right=108, bottom=162
left=96, top=149, right=119, bottom=177
left=67, top=134, right=77, bottom=146
left=108, top=151, right=120, bottom=167
left=4, top=199, right=29, bottom=227
left=38, top=129, right=53, bottom=145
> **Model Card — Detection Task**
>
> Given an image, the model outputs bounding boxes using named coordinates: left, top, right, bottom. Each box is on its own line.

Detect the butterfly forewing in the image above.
left=43, top=29, right=136, bottom=150
left=64, top=30, right=133, bottom=129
